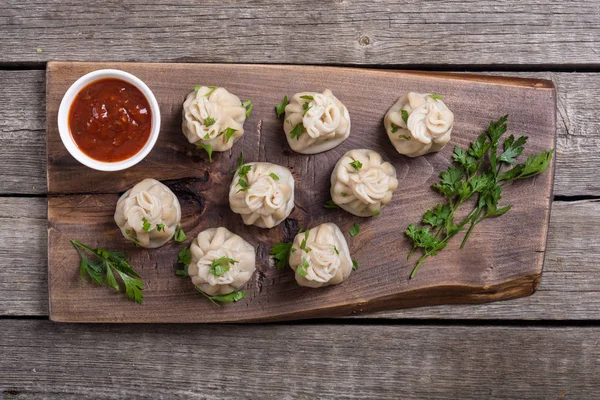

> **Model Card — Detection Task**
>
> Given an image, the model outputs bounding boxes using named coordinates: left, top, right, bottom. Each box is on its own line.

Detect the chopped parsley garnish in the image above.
left=204, top=85, right=217, bottom=97
left=372, top=209, right=380, bottom=217
left=197, top=143, right=213, bottom=163
left=269, top=173, right=280, bottom=180
left=349, top=223, right=360, bottom=237
left=142, top=217, right=151, bottom=232
left=302, top=101, right=312, bottom=116
left=333, top=245, right=339, bottom=255
left=401, top=109, right=409, bottom=124
left=352, top=260, right=359, bottom=271
left=391, top=122, right=401, bottom=133
left=242, top=99, right=253, bottom=118
left=298, top=258, right=309, bottom=277
left=221, top=127, right=237, bottom=143
left=270, top=241, right=295, bottom=270
left=299, top=95, right=314, bottom=100
left=290, top=122, right=304, bottom=140
left=300, top=230, right=310, bottom=252
left=237, top=178, right=249, bottom=192
left=174, top=224, right=187, bottom=243
left=349, top=160, right=363, bottom=171
left=194, top=287, right=246, bottom=307
left=177, top=246, right=192, bottom=266
left=324, top=199, right=339, bottom=209
left=429, top=93, right=442, bottom=101
left=125, top=228, right=140, bottom=246
left=156, top=223, right=165, bottom=232
left=204, top=116, right=216, bottom=127
left=209, top=257, right=237, bottom=277
left=275, top=95, right=289, bottom=118
left=399, top=135, right=411, bottom=140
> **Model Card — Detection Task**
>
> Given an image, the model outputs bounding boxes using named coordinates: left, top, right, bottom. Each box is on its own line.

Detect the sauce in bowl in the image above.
left=68, top=78, right=152, bottom=162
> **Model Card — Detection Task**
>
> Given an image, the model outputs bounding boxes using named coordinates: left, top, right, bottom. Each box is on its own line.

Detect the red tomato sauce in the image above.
left=68, top=78, right=152, bottom=162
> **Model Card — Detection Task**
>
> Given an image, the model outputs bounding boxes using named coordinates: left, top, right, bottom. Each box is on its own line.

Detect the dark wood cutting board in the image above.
left=46, top=62, right=556, bottom=322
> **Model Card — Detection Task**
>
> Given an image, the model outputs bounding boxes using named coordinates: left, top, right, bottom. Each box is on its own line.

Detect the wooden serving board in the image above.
left=46, top=62, right=556, bottom=323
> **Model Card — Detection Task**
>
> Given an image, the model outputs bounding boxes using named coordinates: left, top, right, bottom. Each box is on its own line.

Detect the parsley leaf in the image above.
left=298, top=258, right=309, bottom=277
left=349, top=223, right=360, bottom=237
left=290, top=122, right=304, bottom=140
left=372, top=209, right=380, bottom=217
left=324, top=200, right=339, bottom=209
left=399, top=135, right=411, bottom=140
left=142, top=217, right=151, bottom=232
left=401, top=109, right=409, bottom=124
left=352, top=260, right=359, bottom=271
left=302, top=101, right=312, bottom=116
left=221, top=127, right=238, bottom=143
left=270, top=241, right=295, bottom=270
left=237, top=178, right=249, bottom=192
left=242, top=99, right=253, bottom=118
left=300, top=95, right=314, bottom=100
left=209, top=257, right=237, bottom=277
left=275, top=95, right=289, bottom=118
left=177, top=246, right=191, bottom=266
left=405, top=115, right=553, bottom=279
left=204, top=116, right=216, bottom=127
left=71, top=240, right=144, bottom=304
left=269, top=173, right=280, bottom=180
left=333, top=245, right=339, bottom=255
left=429, top=93, right=442, bottom=101
left=174, top=224, right=187, bottom=243
left=300, top=230, right=310, bottom=252
left=391, top=123, right=401, bottom=133
left=156, top=223, right=165, bottom=232
left=349, top=160, right=363, bottom=171
left=204, top=86, right=217, bottom=97
left=197, top=143, right=213, bottom=163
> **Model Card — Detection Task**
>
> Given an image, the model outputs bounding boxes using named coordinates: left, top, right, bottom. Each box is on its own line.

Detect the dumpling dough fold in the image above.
left=289, top=223, right=353, bottom=288
left=114, top=178, right=182, bottom=248
left=182, top=86, right=247, bottom=151
left=331, top=149, right=398, bottom=217
left=384, top=92, right=454, bottom=157
left=283, top=89, right=351, bottom=154
left=188, top=227, right=256, bottom=295
left=229, top=162, right=295, bottom=228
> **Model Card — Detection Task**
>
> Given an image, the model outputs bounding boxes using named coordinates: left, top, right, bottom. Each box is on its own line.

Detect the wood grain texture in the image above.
left=0, top=70, right=596, bottom=195
left=45, top=62, right=555, bottom=322
left=1, top=1, right=600, bottom=66
left=2, top=320, right=600, bottom=399
left=0, top=71, right=46, bottom=194
left=2, top=198, right=600, bottom=320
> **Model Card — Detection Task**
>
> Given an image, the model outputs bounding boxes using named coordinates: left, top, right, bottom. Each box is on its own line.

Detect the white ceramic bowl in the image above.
left=57, top=69, right=161, bottom=171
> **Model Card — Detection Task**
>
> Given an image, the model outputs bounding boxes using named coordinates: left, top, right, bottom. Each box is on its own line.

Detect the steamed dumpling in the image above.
left=331, top=149, right=398, bottom=217
left=289, top=223, right=353, bottom=288
left=384, top=92, right=454, bottom=157
left=229, top=162, right=295, bottom=228
left=182, top=86, right=247, bottom=151
left=283, top=90, right=351, bottom=154
left=188, top=227, right=256, bottom=296
left=114, top=178, right=181, bottom=248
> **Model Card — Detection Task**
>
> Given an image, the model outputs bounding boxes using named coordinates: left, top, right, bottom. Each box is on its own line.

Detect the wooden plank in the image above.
left=2, top=198, right=600, bottom=319
left=0, top=71, right=46, bottom=194
left=1, top=320, right=600, bottom=399
left=1, top=1, right=600, bottom=66
left=0, top=70, right=598, bottom=195
left=46, top=62, right=555, bottom=322
left=0, top=198, right=48, bottom=316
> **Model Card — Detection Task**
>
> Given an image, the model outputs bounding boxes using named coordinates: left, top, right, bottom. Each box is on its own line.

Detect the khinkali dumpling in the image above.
left=188, top=227, right=256, bottom=296
left=331, top=149, right=398, bottom=217
left=384, top=92, right=454, bottom=157
left=229, top=162, right=295, bottom=228
left=182, top=86, right=247, bottom=151
left=289, top=223, right=353, bottom=288
left=115, top=178, right=182, bottom=248
left=283, top=90, right=351, bottom=154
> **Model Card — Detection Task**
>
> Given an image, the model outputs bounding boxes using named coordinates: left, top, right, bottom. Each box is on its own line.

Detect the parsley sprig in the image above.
left=405, top=115, right=554, bottom=278
left=234, top=152, right=252, bottom=193
left=270, top=242, right=295, bottom=269
left=71, top=240, right=144, bottom=304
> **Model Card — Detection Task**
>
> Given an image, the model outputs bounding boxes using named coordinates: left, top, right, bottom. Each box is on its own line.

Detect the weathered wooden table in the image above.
left=1, top=2, right=599, bottom=398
